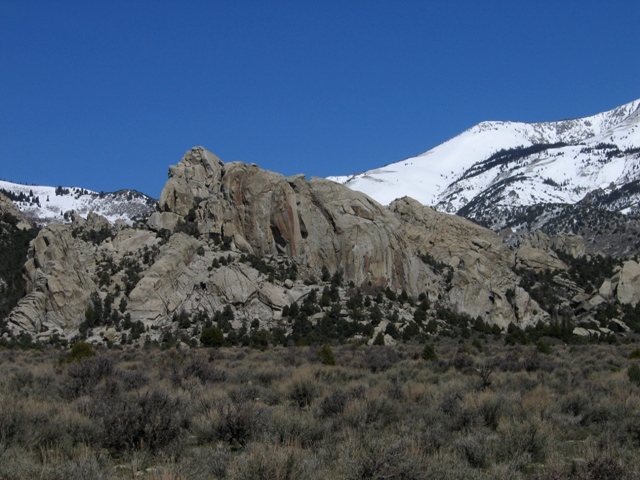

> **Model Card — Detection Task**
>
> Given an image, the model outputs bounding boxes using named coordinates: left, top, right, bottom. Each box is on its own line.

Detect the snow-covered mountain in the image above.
left=0, top=179, right=156, bottom=225
left=329, top=98, right=640, bottom=229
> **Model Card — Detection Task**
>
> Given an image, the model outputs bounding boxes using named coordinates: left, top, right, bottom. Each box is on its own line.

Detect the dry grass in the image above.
left=0, top=340, right=640, bottom=479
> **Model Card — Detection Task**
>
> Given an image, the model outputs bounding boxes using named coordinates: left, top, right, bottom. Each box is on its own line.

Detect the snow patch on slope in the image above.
left=329, top=98, right=640, bottom=214
left=0, top=180, right=156, bottom=225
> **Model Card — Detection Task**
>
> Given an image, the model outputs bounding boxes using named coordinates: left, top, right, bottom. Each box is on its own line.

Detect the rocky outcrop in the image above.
left=551, top=235, right=586, bottom=259
left=7, top=224, right=96, bottom=334
left=617, top=260, right=640, bottom=306
left=126, top=233, right=201, bottom=323
left=150, top=147, right=418, bottom=294
left=5, top=146, right=587, bottom=342
left=148, top=147, right=547, bottom=327
left=0, top=192, right=32, bottom=230
left=147, top=147, right=555, bottom=329
left=515, top=244, right=566, bottom=272
left=389, top=198, right=546, bottom=328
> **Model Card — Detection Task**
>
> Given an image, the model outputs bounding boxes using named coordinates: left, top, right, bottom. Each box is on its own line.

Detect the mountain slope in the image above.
left=329, top=99, right=640, bottom=221
left=0, top=179, right=156, bottom=225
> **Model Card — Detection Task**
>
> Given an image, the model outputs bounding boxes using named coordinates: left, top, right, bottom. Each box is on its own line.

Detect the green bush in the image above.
left=64, top=341, right=95, bottom=363
left=317, top=345, right=336, bottom=366
left=201, top=325, right=225, bottom=347
left=628, top=363, right=640, bottom=385
left=421, top=343, right=437, bottom=362
left=536, top=339, right=552, bottom=354
left=628, top=348, right=640, bottom=359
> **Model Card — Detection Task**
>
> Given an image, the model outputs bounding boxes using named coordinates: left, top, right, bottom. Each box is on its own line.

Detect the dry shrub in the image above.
left=474, top=391, right=504, bottom=430
left=0, top=396, right=25, bottom=450
left=252, top=364, right=287, bottom=386
left=497, top=419, right=548, bottom=464
left=228, top=442, right=309, bottom=480
left=264, top=406, right=326, bottom=448
left=454, top=432, right=493, bottom=469
left=559, top=390, right=590, bottom=417
left=229, top=383, right=264, bottom=404
left=344, top=394, right=399, bottom=429
left=339, top=433, right=426, bottom=480
left=43, top=451, right=107, bottom=480
left=117, top=367, right=149, bottom=390
left=0, top=396, right=97, bottom=453
left=285, top=368, right=320, bottom=409
left=288, top=379, right=318, bottom=409
left=363, top=346, right=401, bottom=372
left=423, top=450, right=486, bottom=480
left=176, top=445, right=230, bottom=480
left=64, top=355, right=114, bottom=398
left=522, top=386, right=555, bottom=420
left=184, top=358, right=227, bottom=384
left=0, top=342, right=638, bottom=478
left=414, top=412, right=450, bottom=454
left=317, top=389, right=349, bottom=418
left=95, top=389, right=186, bottom=454
left=0, top=446, right=40, bottom=480
left=210, top=401, right=266, bottom=448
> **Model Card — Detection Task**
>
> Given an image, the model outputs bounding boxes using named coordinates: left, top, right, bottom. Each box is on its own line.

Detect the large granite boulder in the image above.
left=150, top=147, right=419, bottom=294
left=617, top=260, right=640, bottom=306
left=7, top=224, right=96, bottom=334
left=389, top=197, right=546, bottom=328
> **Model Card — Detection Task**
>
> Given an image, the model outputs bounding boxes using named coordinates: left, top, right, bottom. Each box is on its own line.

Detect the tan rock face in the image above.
left=508, top=231, right=570, bottom=272
left=156, top=147, right=417, bottom=294
left=516, top=245, right=567, bottom=272
left=551, top=235, right=586, bottom=258
left=617, top=260, right=640, bottom=306
left=159, top=147, right=224, bottom=216
left=147, top=212, right=182, bottom=232
left=149, top=147, right=549, bottom=328
left=7, top=146, right=561, bottom=338
left=292, top=178, right=416, bottom=292
left=389, top=198, right=546, bottom=328
left=127, top=233, right=201, bottom=323
left=8, top=224, right=96, bottom=334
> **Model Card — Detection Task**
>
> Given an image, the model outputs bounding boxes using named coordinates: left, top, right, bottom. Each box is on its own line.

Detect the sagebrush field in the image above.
left=1, top=341, right=640, bottom=479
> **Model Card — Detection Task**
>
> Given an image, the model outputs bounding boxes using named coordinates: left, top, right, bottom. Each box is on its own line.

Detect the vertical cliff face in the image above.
left=7, top=224, right=97, bottom=335
left=150, top=146, right=420, bottom=295
left=146, top=146, right=546, bottom=327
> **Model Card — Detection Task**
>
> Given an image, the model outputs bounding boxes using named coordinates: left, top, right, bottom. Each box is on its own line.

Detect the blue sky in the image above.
left=1, top=1, right=638, bottom=197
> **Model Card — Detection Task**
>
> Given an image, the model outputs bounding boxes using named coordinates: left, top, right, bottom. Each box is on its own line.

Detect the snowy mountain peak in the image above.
left=0, top=179, right=156, bottom=225
left=329, top=98, right=640, bottom=218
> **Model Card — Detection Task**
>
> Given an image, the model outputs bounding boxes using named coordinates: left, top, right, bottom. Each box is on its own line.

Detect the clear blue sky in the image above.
left=1, top=1, right=638, bottom=197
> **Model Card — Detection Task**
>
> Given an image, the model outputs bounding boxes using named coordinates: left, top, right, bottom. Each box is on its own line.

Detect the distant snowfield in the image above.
left=329, top=98, right=640, bottom=213
left=0, top=180, right=156, bottom=225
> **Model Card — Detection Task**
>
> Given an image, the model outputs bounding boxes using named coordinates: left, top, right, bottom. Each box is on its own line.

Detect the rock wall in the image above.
left=389, top=198, right=546, bottom=328
left=150, top=147, right=419, bottom=294
left=7, top=224, right=96, bottom=336
left=6, top=146, right=601, bottom=341
left=151, top=147, right=546, bottom=328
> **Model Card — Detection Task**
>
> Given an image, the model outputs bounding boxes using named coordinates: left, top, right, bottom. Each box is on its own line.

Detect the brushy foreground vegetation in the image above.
left=2, top=342, right=640, bottom=479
